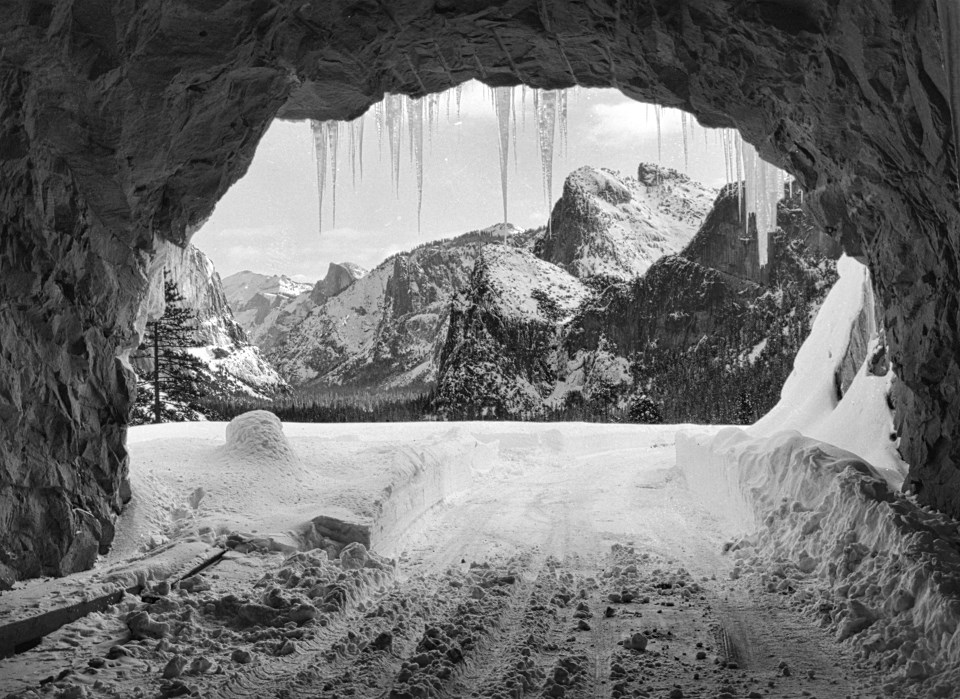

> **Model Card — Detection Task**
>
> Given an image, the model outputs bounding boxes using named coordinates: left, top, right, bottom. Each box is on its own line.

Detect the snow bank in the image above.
left=678, top=428, right=960, bottom=688
left=676, top=257, right=960, bottom=689
left=749, top=255, right=906, bottom=484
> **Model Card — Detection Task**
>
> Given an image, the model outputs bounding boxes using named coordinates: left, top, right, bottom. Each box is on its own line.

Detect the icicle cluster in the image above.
left=715, top=128, right=787, bottom=267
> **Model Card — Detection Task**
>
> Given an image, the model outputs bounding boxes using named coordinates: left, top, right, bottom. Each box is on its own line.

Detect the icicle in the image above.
left=358, top=115, right=364, bottom=182
left=349, top=120, right=358, bottom=189
left=375, top=101, right=385, bottom=160
left=456, top=84, right=463, bottom=119
left=938, top=0, right=960, bottom=196
left=408, top=97, right=425, bottom=231
left=559, top=89, right=569, bottom=158
left=385, top=94, right=404, bottom=194
left=494, top=86, right=512, bottom=225
left=521, top=85, right=527, bottom=130
left=741, top=139, right=787, bottom=266
left=511, top=86, right=519, bottom=172
left=681, top=113, right=689, bottom=172
left=535, top=89, right=558, bottom=214
left=328, top=122, right=340, bottom=227
left=310, top=120, right=327, bottom=233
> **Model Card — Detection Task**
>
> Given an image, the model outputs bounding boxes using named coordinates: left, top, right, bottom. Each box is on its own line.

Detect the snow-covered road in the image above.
left=1, top=420, right=888, bottom=698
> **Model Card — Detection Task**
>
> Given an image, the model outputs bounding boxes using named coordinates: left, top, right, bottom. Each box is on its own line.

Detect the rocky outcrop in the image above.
left=437, top=185, right=839, bottom=422
left=3, top=0, right=960, bottom=582
left=134, top=243, right=288, bottom=403
left=308, top=262, right=365, bottom=306
left=535, top=165, right=715, bottom=281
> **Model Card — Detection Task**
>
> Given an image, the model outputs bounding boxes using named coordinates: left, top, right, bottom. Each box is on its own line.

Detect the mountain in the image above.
left=225, top=263, right=366, bottom=350
left=434, top=244, right=591, bottom=417
left=261, top=222, right=532, bottom=392
left=131, top=244, right=288, bottom=421
left=435, top=174, right=841, bottom=422
left=535, top=164, right=716, bottom=281
left=222, top=271, right=314, bottom=312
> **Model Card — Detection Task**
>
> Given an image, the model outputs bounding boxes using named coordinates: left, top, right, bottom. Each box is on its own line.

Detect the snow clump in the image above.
left=222, top=410, right=300, bottom=469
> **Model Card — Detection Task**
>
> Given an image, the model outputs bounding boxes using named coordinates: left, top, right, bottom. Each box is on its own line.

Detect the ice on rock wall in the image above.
left=494, top=86, right=512, bottom=225
left=939, top=0, right=960, bottom=194
left=535, top=89, right=558, bottom=213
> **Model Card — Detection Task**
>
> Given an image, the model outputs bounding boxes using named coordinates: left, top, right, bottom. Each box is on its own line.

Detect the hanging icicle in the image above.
left=358, top=116, right=364, bottom=182
left=385, top=94, right=403, bottom=194
left=455, top=84, right=463, bottom=118
left=408, top=97, right=425, bottom=231
left=328, top=122, right=340, bottom=228
left=740, top=138, right=787, bottom=267
left=681, top=112, right=689, bottom=172
left=938, top=0, right=960, bottom=196
left=559, top=89, right=569, bottom=158
left=654, top=105, right=663, bottom=192
left=535, top=89, right=558, bottom=217
left=310, top=120, right=327, bottom=233
left=494, top=86, right=512, bottom=226
left=375, top=101, right=384, bottom=160
left=349, top=119, right=359, bottom=189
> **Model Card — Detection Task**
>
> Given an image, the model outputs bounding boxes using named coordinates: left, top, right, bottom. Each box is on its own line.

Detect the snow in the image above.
left=673, top=256, right=960, bottom=686
left=480, top=244, right=590, bottom=323
left=562, top=166, right=715, bottom=280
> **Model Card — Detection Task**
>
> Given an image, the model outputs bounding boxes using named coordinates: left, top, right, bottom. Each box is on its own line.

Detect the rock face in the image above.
left=132, top=244, right=287, bottom=407
left=268, top=224, right=527, bottom=392
left=535, top=165, right=715, bottom=281
left=2, top=0, right=960, bottom=582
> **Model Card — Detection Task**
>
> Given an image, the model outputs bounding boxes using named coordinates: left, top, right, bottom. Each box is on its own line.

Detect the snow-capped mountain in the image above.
left=134, top=244, right=288, bottom=405
left=262, top=223, right=532, bottom=392
left=222, top=271, right=314, bottom=313
left=434, top=244, right=590, bottom=416
left=225, top=263, right=366, bottom=349
left=535, top=164, right=715, bottom=281
left=435, top=177, right=843, bottom=421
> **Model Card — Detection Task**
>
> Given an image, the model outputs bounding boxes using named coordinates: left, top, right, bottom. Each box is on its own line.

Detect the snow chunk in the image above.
left=223, top=410, right=300, bottom=469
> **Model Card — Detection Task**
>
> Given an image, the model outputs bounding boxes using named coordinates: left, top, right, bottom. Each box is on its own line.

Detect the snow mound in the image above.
left=223, top=410, right=300, bottom=468
left=678, top=428, right=960, bottom=687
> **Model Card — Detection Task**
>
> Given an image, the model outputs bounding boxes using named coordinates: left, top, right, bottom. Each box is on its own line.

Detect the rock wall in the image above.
left=2, top=0, right=960, bottom=582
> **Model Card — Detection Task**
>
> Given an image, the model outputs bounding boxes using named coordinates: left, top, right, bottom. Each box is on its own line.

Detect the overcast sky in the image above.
left=193, top=81, right=728, bottom=283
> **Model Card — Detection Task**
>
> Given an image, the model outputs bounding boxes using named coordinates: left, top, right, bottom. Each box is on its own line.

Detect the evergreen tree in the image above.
left=133, top=277, right=207, bottom=423
left=627, top=393, right=663, bottom=424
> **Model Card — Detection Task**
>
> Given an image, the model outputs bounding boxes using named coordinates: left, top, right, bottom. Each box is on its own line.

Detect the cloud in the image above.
left=586, top=102, right=685, bottom=146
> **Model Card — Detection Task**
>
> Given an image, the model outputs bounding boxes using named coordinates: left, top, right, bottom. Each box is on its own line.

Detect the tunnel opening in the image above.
left=2, top=4, right=960, bottom=690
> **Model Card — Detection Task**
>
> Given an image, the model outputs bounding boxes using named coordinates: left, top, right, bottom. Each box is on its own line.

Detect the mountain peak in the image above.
left=537, top=164, right=716, bottom=282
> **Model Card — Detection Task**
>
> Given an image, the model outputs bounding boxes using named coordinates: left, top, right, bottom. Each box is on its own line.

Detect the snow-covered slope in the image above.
left=435, top=244, right=591, bottom=416
left=222, top=271, right=313, bottom=313
left=270, top=223, right=530, bottom=391
left=135, top=244, right=288, bottom=403
left=535, top=164, right=715, bottom=282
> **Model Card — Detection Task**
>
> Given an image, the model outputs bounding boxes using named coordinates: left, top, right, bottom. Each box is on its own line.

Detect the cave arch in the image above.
left=0, top=0, right=956, bottom=583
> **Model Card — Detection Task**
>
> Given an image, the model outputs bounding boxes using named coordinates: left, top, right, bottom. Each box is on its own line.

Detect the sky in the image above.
left=193, top=81, right=729, bottom=283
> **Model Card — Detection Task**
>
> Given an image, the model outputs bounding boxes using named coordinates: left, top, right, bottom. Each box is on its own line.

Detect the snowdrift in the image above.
left=677, top=257, right=960, bottom=688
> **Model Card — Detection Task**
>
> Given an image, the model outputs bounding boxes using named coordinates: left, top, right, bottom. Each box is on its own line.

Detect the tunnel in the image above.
left=1, top=0, right=959, bottom=586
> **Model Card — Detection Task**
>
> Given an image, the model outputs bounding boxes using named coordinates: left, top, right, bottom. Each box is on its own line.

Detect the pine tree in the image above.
left=133, top=276, right=208, bottom=423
